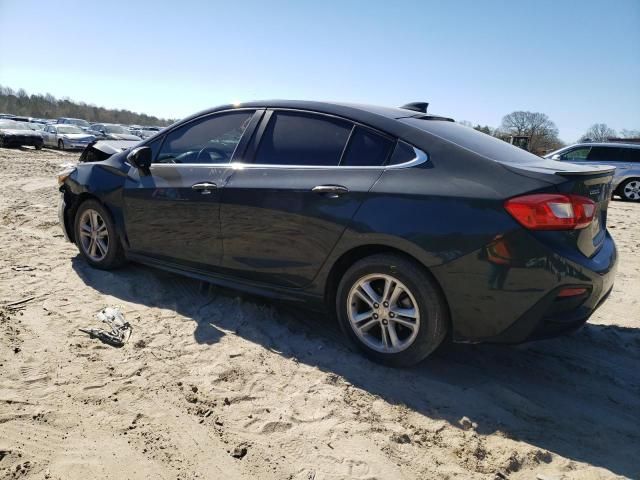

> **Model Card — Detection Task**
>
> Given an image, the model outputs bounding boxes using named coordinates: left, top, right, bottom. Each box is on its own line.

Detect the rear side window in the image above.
left=340, top=126, right=393, bottom=167
left=254, top=111, right=351, bottom=166
left=156, top=111, right=253, bottom=164
left=588, top=146, right=624, bottom=161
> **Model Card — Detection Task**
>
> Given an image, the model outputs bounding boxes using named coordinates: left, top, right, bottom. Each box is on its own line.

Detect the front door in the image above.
left=219, top=110, right=395, bottom=287
left=122, top=109, right=259, bottom=271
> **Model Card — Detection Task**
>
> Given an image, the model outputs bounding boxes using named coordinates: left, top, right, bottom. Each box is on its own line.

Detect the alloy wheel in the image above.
left=78, top=209, right=109, bottom=261
left=622, top=180, right=640, bottom=201
left=347, top=273, right=420, bottom=354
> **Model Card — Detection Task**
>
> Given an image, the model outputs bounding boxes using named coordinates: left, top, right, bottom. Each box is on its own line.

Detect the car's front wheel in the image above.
left=619, top=178, right=640, bottom=202
left=58, top=139, right=65, bottom=151
left=336, top=253, right=448, bottom=367
left=74, top=200, right=126, bottom=269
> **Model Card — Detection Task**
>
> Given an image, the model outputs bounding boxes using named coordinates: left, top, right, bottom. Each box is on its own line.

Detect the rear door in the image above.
left=122, top=109, right=260, bottom=270
left=587, top=145, right=632, bottom=173
left=219, top=110, right=395, bottom=287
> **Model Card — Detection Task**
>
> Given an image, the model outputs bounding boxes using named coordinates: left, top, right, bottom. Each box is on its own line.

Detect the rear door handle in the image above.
left=192, top=182, right=217, bottom=195
left=312, top=185, right=349, bottom=198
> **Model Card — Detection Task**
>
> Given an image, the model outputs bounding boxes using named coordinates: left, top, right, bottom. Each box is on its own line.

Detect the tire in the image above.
left=58, top=139, right=65, bottom=151
left=73, top=199, right=126, bottom=270
left=618, top=178, right=640, bottom=202
left=336, top=253, right=448, bottom=367
left=35, top=143, right=43, bottom=150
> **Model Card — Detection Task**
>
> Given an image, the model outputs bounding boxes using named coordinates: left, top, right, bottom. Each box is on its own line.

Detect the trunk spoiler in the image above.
left=502, top=160, right=615, bottom=184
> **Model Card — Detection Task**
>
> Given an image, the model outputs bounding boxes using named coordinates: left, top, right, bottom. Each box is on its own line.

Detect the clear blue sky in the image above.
left=1, top=0, right=638, bottom=141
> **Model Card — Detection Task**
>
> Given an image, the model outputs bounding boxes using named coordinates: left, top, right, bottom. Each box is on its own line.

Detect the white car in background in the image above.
left=545, top=142, right=640, bottom=202
left=42, top=124, right=95, bottom=150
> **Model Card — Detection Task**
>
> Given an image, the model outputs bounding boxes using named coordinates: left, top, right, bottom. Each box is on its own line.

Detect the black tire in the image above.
left=73, top=199, right=126, bottom=270
left=336, top=253, right=448, bottom=367
left=58, top=139, right=65, bottom=151
left=617, top=178, right=640, bottom=202
left=35, top=143, right=43, bottom=150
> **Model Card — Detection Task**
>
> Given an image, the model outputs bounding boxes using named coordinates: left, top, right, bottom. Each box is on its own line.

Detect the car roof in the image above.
left=173, top=100, right=454, bottom=140
left=566, top=142, right=640, bottom=149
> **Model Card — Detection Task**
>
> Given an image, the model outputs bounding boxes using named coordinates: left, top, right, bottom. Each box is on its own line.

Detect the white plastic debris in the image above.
left=80, top=307, right=132, bottom=347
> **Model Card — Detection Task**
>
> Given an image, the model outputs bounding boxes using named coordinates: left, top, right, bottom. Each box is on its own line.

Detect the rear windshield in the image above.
left=401, top=118, right=545, bottom=164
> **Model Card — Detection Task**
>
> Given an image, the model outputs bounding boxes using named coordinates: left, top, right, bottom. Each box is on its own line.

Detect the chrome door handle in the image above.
left=192, top=182, right=217, bottom=195
left=312, top=185, right=349, bottom=198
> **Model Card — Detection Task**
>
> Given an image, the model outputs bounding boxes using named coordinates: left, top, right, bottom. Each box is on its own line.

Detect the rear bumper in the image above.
left=479, top=235, right=616, bottom=344
left=438, top=229, right=617, bottom=344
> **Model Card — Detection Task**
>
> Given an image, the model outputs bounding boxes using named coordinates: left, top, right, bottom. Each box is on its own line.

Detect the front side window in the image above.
left=155, top=111, right=254, bottom=164
left=340, top=126, right=394, bottom=167
left=561, top=147, right=590, bottom=161
left=254, top=111, right=351, bottom=166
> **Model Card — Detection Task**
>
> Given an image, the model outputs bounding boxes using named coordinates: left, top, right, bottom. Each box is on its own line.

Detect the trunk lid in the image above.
left=506, top=161, right=615, bottom=257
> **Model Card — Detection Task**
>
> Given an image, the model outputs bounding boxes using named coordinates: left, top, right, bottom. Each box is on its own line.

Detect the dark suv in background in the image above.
left=546, top=143, right=640, bottom=201
left=57, top=101, right=617, bottom=366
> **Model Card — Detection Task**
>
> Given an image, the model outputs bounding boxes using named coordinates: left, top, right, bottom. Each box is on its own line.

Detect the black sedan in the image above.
left=0, top=119, right=44, bottom=149
left=57, top=101, right=617, bottom=366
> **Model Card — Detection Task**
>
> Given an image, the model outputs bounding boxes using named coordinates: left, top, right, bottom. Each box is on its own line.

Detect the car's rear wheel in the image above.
left=74, top=200, right=126, bottom=269
left=336, top=253, right=448, bottom=367
left=58, top=139, right=65, bottom=151
left=619, top=178, right=640, bottom=202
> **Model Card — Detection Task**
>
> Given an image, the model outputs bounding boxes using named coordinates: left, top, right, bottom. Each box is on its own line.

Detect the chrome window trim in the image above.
left=149, top=145, right=428, bottom=170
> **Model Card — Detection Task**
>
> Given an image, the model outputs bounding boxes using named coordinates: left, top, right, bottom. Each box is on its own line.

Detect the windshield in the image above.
left=0, top=120, right=30, bottom=130
left=58, top=126, right=84, bottom=134
left=68, top=119, right=90, bottom=128
left=104, top=124, right=129, bottom=134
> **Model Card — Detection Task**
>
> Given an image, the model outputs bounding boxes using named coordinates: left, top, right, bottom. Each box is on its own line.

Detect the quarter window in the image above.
left=388, top=141, right=418, bottom=165
left=155, top=111, right=254, bottom=164
left=254, top=111, right=352, bottom=166
left=623, top=148, right=640, bottom=163
left=340, top=126, right=394, bottom=167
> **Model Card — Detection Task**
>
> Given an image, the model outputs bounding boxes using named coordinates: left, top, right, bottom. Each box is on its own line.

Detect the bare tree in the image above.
left=580, top=123, right=616, bottom=142
left=620, top=129, right=640, bottom=138
left=500, top=111, right=561, bottom=154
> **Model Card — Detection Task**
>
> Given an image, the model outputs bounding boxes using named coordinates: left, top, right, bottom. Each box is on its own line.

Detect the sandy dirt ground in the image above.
left=0, top=146, right=638, bottom=480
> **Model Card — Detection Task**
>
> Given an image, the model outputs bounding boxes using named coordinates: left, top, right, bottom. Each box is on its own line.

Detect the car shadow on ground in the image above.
left=72, top=256, right=640, bottom=478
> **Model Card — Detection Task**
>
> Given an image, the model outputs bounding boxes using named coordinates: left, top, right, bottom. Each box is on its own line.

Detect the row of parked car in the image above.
left=0, top=113, right=164, bottom=150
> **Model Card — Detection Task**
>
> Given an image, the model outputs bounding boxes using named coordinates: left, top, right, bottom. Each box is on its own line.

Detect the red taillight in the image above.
left=557, top=287, right=588, bottom=298
left=504, top=194, right=596, bottom=230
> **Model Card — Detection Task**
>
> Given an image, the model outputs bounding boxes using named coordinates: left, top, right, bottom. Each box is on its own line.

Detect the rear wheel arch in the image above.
left=617, top=177, right=640, bottom=202
left=324, top=245, right=451, bottom=326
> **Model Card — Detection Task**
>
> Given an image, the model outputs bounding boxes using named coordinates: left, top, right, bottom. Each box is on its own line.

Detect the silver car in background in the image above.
left=42, top=124, right=95, bottom=150
left=545, top=142, right=640, bottom=201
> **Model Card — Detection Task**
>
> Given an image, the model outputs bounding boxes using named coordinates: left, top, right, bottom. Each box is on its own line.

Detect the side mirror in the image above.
left=551, top=154, right=561, bottom=160
left=128, top=146, right=152, bottom=171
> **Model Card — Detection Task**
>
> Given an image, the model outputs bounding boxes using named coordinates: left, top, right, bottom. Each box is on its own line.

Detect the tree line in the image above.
left=0, top=86, right=176, bottom=126
left=462, top=113, right=638, bottom=155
